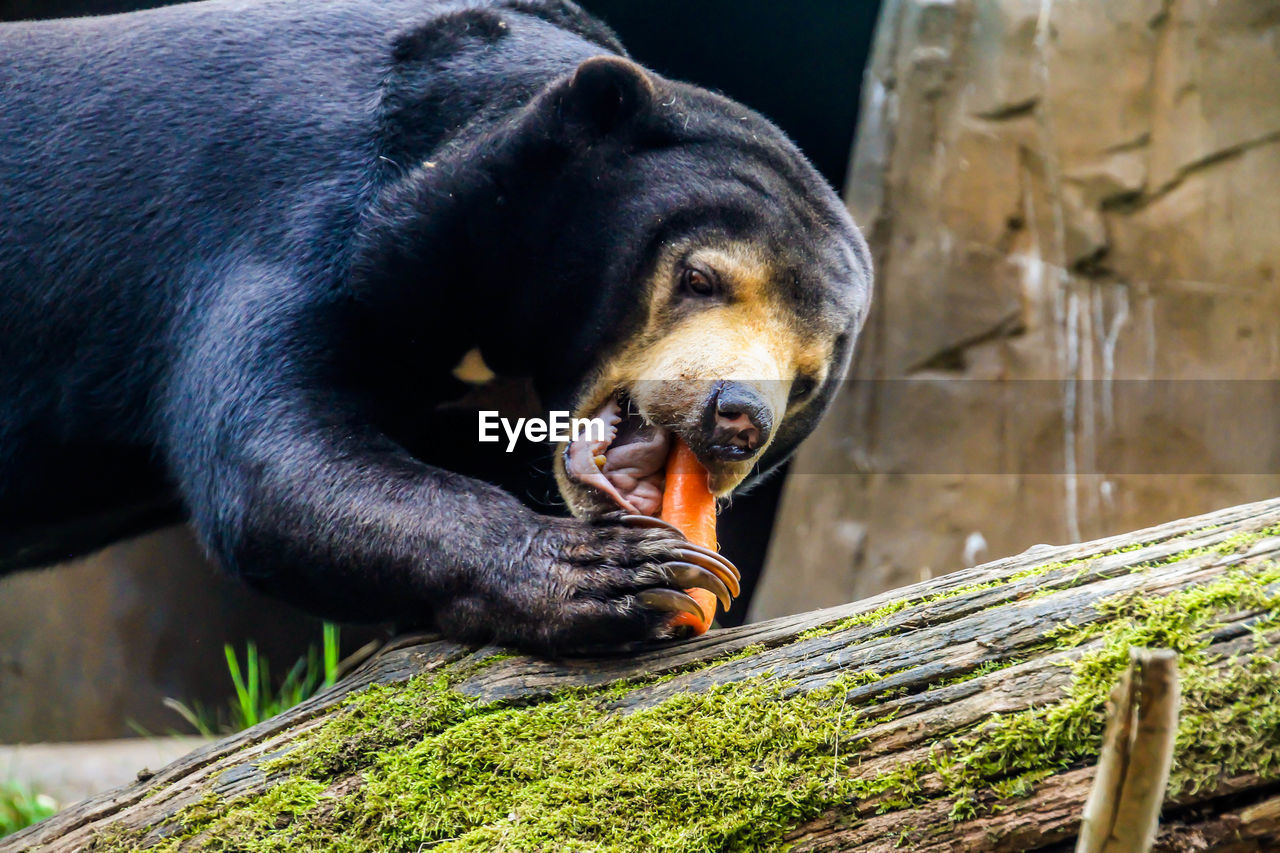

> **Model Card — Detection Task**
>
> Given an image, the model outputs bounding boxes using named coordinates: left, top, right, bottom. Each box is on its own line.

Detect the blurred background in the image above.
left=2, top=0, right=1279, bottom=788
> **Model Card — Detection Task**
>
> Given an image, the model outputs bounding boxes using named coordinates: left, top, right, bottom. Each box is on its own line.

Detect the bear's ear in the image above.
left=558, top=55, right=654, bottom=134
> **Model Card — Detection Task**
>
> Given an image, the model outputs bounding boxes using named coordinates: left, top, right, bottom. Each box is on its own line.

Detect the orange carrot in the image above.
left=660, top=437, right=720, bottom=634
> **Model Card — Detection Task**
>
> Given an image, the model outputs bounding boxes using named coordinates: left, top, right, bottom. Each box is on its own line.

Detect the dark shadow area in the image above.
left=578, top=0, right=879, bottom=191
left=0, top=0, right=172, bottom=18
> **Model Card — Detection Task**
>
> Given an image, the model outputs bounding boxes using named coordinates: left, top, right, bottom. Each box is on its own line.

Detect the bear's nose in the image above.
left=704, top=382, right=773, bottom=461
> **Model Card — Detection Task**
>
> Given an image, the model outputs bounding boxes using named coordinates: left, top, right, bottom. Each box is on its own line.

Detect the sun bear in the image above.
left=0, top=0, right=871, bottom=653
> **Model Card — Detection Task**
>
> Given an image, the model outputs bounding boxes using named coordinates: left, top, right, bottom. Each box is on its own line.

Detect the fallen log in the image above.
left=7, top=498, right=1280, bottom=852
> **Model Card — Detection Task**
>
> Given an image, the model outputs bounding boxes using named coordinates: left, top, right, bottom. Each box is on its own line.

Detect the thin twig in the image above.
left=831, top=688, right=850, bottom=786
left=1076, top=647, right=1180, bottom=853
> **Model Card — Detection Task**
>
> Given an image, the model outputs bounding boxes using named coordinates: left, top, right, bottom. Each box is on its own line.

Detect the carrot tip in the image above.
left=659, top=438, right=723, bottom=633
left=668, top=609, right=712, bottom=635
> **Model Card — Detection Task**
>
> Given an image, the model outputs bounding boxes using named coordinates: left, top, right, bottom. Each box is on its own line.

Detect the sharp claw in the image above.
left=670, top=553, right=740, bottom=598
left=611, top=514, right=738, bottom=586
left=665, top=562, right=733, bottom=611
left=637, top=588, right=709, bottom=622
left=619, top=514, right=686, bottom=536
left=680, top=540, right=742, bottom=573
left=675, top=546, right=742, bottom=590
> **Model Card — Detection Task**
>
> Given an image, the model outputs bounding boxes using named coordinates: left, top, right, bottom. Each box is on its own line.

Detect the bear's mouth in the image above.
left=563, top=391, right=671, bottom=516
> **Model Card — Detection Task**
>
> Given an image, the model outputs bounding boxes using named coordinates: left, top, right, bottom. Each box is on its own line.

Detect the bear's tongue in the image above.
left=565, top=396, right=670, bottom=515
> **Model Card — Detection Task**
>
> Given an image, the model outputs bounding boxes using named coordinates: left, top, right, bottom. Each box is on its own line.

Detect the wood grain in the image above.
left=8, top=498, right=1280, bottom=852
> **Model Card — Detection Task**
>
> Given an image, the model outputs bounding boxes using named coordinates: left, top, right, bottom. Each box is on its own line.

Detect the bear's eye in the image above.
left=789, top=376, right=817, bottom=404
left=679, top=265, right=718, bottom=297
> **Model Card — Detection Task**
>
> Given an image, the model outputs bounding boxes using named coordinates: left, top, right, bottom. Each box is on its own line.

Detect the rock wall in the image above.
left=754, top=0, right=1280, bottom=619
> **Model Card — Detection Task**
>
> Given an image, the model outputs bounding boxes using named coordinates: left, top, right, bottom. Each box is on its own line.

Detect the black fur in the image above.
left=0, top=0, right=870, bottom=652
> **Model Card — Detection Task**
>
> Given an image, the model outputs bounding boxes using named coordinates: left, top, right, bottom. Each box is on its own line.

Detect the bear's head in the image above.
left=491, top=56, right=872, bottom=517
left=525, top=57, right=872, bottom=517
left=361, top=54, right=871, bottom=518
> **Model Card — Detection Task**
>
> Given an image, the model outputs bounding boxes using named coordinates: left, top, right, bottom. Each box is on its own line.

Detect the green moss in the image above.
left=927, top=657, right=1022, bottom=690
left=801, top=522, right=1280, bottom=642
left=911, top=561, right=1280, bottom=820
left=599, top=642, right=774, bottom=693
left=284, top=675, right=479, bottom=779
left=108, top=673, right=884, bottom=853
left=795, top=537, right=1163, bottom=643
left=796, top=597, right=914, bottom=641
left=703, top=642, right=767, bottom=666
left=95, top=532, right=1280, bottom=852
left=458, top=651, right=520, bottom=675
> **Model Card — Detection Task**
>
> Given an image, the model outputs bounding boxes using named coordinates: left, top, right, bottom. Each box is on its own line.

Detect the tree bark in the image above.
left=7, top=498, right=1280, bottom=853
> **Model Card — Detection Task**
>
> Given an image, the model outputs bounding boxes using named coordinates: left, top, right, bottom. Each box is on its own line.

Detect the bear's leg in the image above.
left=159, top=277, right=735, bottom=654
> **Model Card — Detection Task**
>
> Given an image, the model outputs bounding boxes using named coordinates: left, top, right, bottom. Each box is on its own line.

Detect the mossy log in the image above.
left=8, top=500, right=1280, bottom=853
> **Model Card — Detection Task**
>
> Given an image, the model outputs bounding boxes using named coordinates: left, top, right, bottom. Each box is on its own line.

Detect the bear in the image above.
left=0, top=0, right=872, bottom=653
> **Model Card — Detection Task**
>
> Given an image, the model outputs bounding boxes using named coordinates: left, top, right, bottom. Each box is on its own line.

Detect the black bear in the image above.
left=0, top=0, right=871, bottom=653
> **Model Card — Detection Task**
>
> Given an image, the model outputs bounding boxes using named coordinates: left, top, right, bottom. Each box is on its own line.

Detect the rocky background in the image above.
left=754, top=0, right=1280, bottom=618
